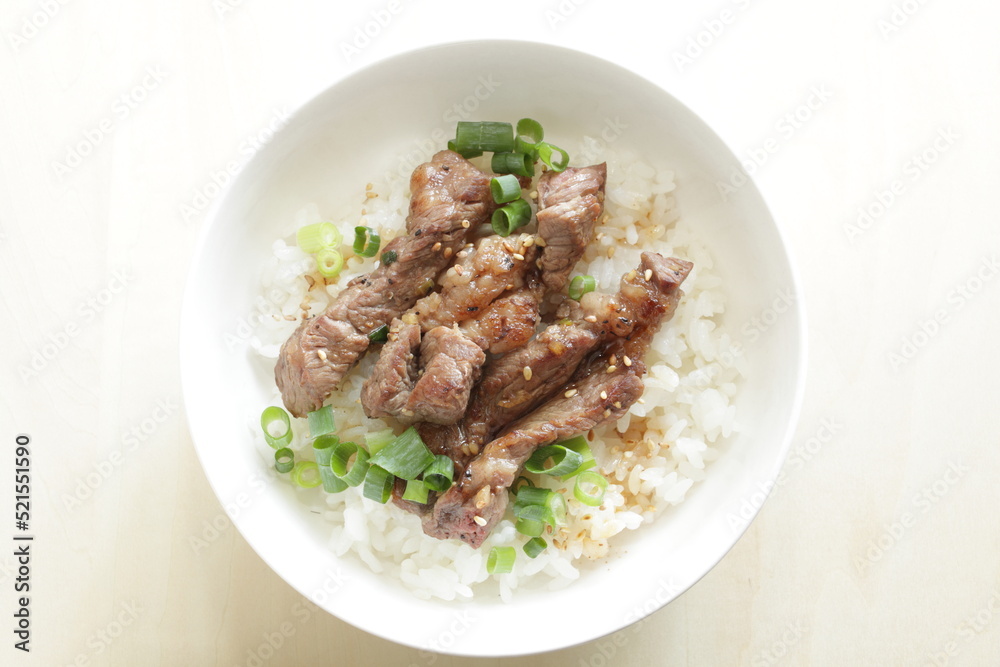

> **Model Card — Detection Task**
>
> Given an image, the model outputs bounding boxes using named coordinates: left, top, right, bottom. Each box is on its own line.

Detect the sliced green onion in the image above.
left=515, top=517, right=545, bottom=538
left=274, top=447, right=294, bottom=473
left=491, top=199, right=532, bottom=237
left=364, top=428, right=396, bottom=456
left=487, top=546, right=516, bottom=574
left=490, top=174, right=522, bottom=204
left=369, top=426, right=435, bottom=480
left=260, top=406, right=292, bottom=449
left=422, top=455, right=455, bottom=492
left=331, top=441, right=371, bottom=487
left=516, top=118, right=544, bottom=146
left=546, top=490, right=568, bottom=526
left=368, top=324, right=389, bottom=342
left=296, top=222, right=342, bottom=253
left=313, top=435, right=348, bottom=493
left=353, top=226, right=381, bottom=257
left=515, top=503, right=555, bottom=525
left=455, top=121, right=514, bottom=154
left=448, top=139, right=483, bottom=159
left=315, top=248, right=344, bottom=278
left=558, top=435, right=597, bottom=478
left=307, top=405, right=336, bottom=439
left=402, top=478, right=430, bottom=504
left=537, top=142, right=570, bottom=172
left=514, top=486, right=554, bottom=509
left=523, top=537, right=547, bottom=558
left=574, top=471, right=609, bottom=507
left=511, top=476, right=535, bottom=496
left=525, top=444, right=585, bottom=477
left=380, top=249, right=397, bottom=266
left=291, top=461, right=322, bottom=488
left=362, top=465, right=394, bottom=503
left=491, top=152, right=534, bottom=178
left=568, top=275, right=596, bottom=301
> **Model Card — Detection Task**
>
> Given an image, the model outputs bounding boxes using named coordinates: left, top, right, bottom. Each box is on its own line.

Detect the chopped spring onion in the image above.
left=557, top=435, right=597, bottom=478
left=487, top=546, right=516, bottom=574
left=525, top=444, right=585, bottom=477
left=491, top=199, right=532, bottom=237
left=291, top=461, right=322, bottom=488
left=260, top=406, right=292, bottom=449
left=368, top=324, right=389, bottom=342
left=515, top=118, right=544, bottom=158
left=491, top=152, right=534, bottom=178
left=307, top=405, right=336, bottom=439
left=515, top=503, right=555, bottom=525
left=537, top=142, right=570, bottom=172
left=331, top=441, right=371, bottom=487
left=402, top=478, right=430, bottom=504
left=274, top=447, right=294, bottom=474
left=490, top=174, right=522, bottom=204
left=380, top=249, right=397, bottom=266
left=362, top=465, right=394, bottom=503
left=568, top=274, right=596, bottom=301
left=447, top=139, right=483, bottom=159
left=546, top=490, right=568, bottom=526
left=369, top=426, right=435, bottom=480
left=364, top=428, right=396, bottom=456
left=511, top=476, right=535, bottom=495
left=455, top=121, right=514, bottom=154
left=514, top=486, right=554, bottom=509
left=513, top=486, right=568, bottom=528
left=574, top=471, right=609, bottom=507
left=523, top=537, right=547, bottom=558
left=353, top=226, right=381, bottom=257
left=515, top=517, right=545, bottom=538
left=296, top=222, right=342, bottom=253
left=315, top=248, right=344, bottom=278
left=313, top=434, right=348, bottom=493
left=421, top=455, right=455, bottom=492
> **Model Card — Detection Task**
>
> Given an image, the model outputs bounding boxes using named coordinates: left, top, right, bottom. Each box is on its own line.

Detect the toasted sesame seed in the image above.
left=637, top=398, right=645, bottom=404
left=564, top=389, right=578, bottom=398
left=401, top=409, right=415, bottom=417
left=317, top=349, right=328, bottom=361
left=513, top=253, right=525, bottom=261
left=469, top=442, right=480, bottom=455
left=454, top=265, right=464, bottom=276
left=596, top=233, right=605, bottom=241
left=607, top=246, right=616, bottom=258
left=600, top=391, right=608, bottom=400
left=432, top=242, right=442, bottom=252
left=601, top=213, right=610, bottom=223
left=534, top=236, right=546, bottom=247
left=613, top=401, right=622, bottom=409
left=474, top=485, right=490, bottom=509
left=603, top=408, right=611, bottom=416
left=284, top=314, right=297, bottom=321
left=535, top=259, right=543, bottom=268
left=473, top=515, right=487, bottom=526
left=461, top=219, right=470, bottom=228
left=606, top=365, right=617, bottom=373
left=523, top=366, right=532, bottom=381
left=365, top=183, right=373, bottom=191
left=523, top=236, right=535, bottom=247
left=503, top=241, right=515, bottom=253
left=529, top=190, right=538, bottom=199
left=623, top=355, right=632, bottom=367
left=365, top=192, right=378, bottom=199
left=444, top=247, right=453, bottom=258
left=644, top=269, right=653, bottom=281
left=584, top=315, right=598, bottom=323
left=626, top=270, right=637, bottom=281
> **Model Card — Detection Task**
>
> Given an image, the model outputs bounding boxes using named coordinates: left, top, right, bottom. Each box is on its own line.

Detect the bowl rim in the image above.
left=180, top=37, right=808, bottom=657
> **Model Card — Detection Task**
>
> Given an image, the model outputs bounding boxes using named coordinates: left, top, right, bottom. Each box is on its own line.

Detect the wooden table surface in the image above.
left=2, top=1, right=999, bottom=664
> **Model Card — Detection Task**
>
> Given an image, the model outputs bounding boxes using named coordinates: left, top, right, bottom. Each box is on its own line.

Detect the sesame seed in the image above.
left=534, top=236, right=546, bottom=247
left=584, top=315, right=598, bottom=323
left=600, top=391, right=608, bottom=400
left=644, top=269, right=653, bottom=281
left=607, top=246, right=616, bottom=258
left=365, top=183, right=373, bottom=191
left=317, top=349, right=328, bottom=361
left=613, top=401, right=622, bottom=409
left=461, top=219, right=470, bottom=228
left=401, top=409, right=415, bottom=417
left=603, top=409, right=612, bottom=418
left=284, top=314, right=297, bottom=321
left=454, top=265, right=464, bottom=276
left=523, top=236, right=535, bottom=247
left=523, top=366, right=532, bottom=381
left=529, top=190, right=538, bottom=199
left=473, top=515, right=487, bottom=526
left=626, top=270, right=637, bottom=281
left=513, top=253, right=525, bottom=261
left=606, top=365, right=617, bottom=373
left=623, top=355, right=632, bottom=367
left=596, top=233, right=605, bottom=241
left=432, top=242, right=442, bottom=252
left=503, top=241, right=515, bottom=253
left=469, top=442, right=480, bottom=455
left=610, top=354, right=617, bottom=365
left=365, top=192, right=378, bottom=199
left=444, top=247, right=453, bottom=258
left=601, top=213, right=610, bottom=223
left=564, top=389, right=578, bottom=398
left=637, top=398, right=645, bottom=404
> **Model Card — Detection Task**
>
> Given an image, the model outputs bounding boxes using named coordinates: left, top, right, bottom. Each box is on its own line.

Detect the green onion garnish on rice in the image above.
left=490, top=174, right=522, bottom=204
left=491, top=199, right=531, bottom=237
left=515, top=518, right=545, bottom=538
left=274, top=447, right=294, bottom=474
left=455, top=121, right=514, bottom=154
left=369, top=426, right=435, bottom=480
left=363, top=465, right=394, bottom=504
left=525, top=444, right=585, bottom=477
left=568, top=275, right=596, bottom=301
left=296, top=222, right=342, bottom=253
left=364, top=428, right=396, bottom=456
left=421, top=455, right=455, bottom=492
left=307, top=405, right=336, bottom=439
left=491, top=152, right=534, bottom=178
left=353, top=226, right=381, bottom=257
left=315, top=248, right=344, bottom=278
left=447, top=139, right=483, bottom=159
left=260, top=406, right=293, bottom=449
left=514, top=118, right=544, bottom=159
left=402, top=478, right=430, bottom=504
left=573, top=471, right=609, bottom=507
left=291, top=461, right=322, bottom=488
left=313, top=434, right=348, bottom=493
left=330, top=441, right=371, bottom=487
left=523, top=537, right=547, bottom=559
left=556, top=434, right=597, bottom=478
left=487, top=546, right=516, bottom=574
left=537, top=142, right=570, bottom=172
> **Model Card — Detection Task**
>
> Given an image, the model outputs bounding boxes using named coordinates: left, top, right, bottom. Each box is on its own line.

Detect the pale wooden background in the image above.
left=2, top=0, right=999, bottom=665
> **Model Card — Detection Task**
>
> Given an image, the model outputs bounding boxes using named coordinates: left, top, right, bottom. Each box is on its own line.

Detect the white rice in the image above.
left=248, top=138, right=744, bottom=601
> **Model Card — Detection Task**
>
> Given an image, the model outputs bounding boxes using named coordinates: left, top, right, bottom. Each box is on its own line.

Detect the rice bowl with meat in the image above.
left=248, top=129, right=743, bottom=601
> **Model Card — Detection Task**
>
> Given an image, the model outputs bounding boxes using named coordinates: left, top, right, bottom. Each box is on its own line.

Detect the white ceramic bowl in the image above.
left=181, top=40, right=806, bottom=657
